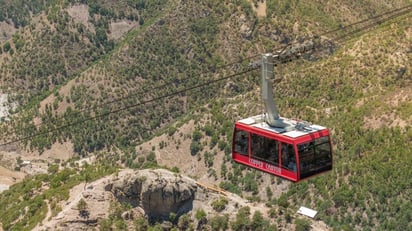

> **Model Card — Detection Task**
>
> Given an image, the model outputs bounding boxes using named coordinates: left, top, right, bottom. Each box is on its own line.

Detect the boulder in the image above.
left=107, top=169, right=198, bottom=221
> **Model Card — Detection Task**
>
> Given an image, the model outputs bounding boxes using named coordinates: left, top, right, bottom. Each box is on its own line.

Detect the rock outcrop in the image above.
left=32, top=168, right=294, bottom=231
left=33, top=169, right=200, bottom=230
left=107, top=169, right=198, bottom=221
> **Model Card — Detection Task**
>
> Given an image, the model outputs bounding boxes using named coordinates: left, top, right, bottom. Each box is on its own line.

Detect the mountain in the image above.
left=0, top=0, right=411, bottom=230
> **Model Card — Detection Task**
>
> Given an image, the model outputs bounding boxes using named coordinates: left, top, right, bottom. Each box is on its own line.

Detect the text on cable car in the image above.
left=265, top=163, right=281, bottom=173
left=249, top=159, right=263, bottom=168
left=249, top=159, right=281, bottom=173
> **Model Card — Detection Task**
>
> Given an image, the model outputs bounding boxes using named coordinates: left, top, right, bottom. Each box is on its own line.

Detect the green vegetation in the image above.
left=211, top=197, right=229, bottom=212
left=77, top=198, right=90, bottom=219
left=209, top=214, right=229, bottom=230
left=0, top=0, right=50, bottom=27
left=0, top=157, right=117, bottom=230
left=97, top=200, right=131, bottom=230
left=0, top=0, right=411, bottom=230
left=195, top=208, right=207, bottom=221
left=295, top=218, right=311, bottom=231
left=229, top=206, right=276, bottom=230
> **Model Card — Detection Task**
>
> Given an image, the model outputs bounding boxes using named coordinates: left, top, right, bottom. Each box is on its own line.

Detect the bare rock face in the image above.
left=107, top=169, right=198, bottom=221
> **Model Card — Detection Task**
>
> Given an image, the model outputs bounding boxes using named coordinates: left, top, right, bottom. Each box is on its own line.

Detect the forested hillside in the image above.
left=0, top=0, right=411, bottom=230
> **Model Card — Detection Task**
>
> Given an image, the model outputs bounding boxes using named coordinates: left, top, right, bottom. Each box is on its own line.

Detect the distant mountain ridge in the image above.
left=0, top=0, right=411, bottom=230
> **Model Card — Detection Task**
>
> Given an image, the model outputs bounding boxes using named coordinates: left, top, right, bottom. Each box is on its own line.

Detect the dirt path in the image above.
left=249, top=0, right=267, bottom=18
left=44, top=200, right=52, bottom=222
left=33, top=170, right=135, bottom=231
left=0, top=166, right=25, bottom=190
left=32, top=181, right=87, bottom=231
left=0, top=94, right=10, bottom=119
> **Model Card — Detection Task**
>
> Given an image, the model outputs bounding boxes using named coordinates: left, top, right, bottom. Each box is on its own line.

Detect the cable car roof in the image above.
left=237, top=114, right=327, bottom=139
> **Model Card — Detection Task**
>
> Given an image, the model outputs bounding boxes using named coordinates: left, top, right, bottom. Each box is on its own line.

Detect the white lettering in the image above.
left=249, top=159, right=263, bottom=168
left=265, top=163, right=281, bottom=173
left=248, top=159, right=281, bottom=174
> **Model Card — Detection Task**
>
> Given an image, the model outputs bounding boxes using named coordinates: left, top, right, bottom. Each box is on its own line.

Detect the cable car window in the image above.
left=234, top=129, right=249, bottom=155
left=298, top=136, right=332, bottom=179
left=315, top=136, right=329, bottom=145
left=281, top=143, right=296, bottom=172
left=251, top=134, right=279, bottom=165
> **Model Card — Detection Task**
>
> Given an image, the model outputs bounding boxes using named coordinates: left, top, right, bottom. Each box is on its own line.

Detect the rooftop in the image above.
left=238, top=114, right=327, bottom=138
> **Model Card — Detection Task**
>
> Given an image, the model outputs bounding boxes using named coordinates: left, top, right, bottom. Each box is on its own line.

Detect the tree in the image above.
left=278, top=194, right=289, bottom=208
left=195, top=209, right=207, bottom=221
left=251, top=211, right=269, bottom=231
left=48, top=164, right=59, bottom=175
left=136, top=0, right=146, bottom=10
left=178, top=214, right=192, bottom=230
left=77, top=198, right=89, bottom=219
left=195, top=208, right=207, bottom=229
left=3, top=42, right=11, bottom=53
left=231, top=206, right=251, bottom=230
left=243, top=172, right=258, bottom=195
left=266, top=186, right=273, bottom=200
left=96, top=27, right=108, bottom=46
left=190, top=141, right=202, bottom=155
left=192, top=129, right=202, bottom=141
left=211, top=197, right=228, bottom=212
left=295, top=218, right=311, bottom=231
left=135, top=217, right=149, bottom=230
left=209, top=214, right=229, bottom=231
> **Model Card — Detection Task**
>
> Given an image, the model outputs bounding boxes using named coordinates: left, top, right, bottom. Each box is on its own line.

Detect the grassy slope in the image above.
left=185, top=15, right=412, bottom=229
left=0, top=0, right=411, bottom=230
left=280, top=16, right=412, bottom=230
left=150, top=3, right=412, bottom=230
left=2, top=0, right=264, bottom=154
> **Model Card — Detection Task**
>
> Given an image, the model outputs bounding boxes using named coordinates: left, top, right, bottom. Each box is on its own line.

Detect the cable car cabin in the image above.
left=232, top=115, right=332, bottom=182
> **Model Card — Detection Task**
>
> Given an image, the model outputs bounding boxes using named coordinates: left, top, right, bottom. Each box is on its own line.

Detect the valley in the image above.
left=0, top=0, right=411, bottom=230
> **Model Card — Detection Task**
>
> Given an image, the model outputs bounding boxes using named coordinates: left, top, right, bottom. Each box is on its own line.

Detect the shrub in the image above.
left=209, top=214, right=229, bottom=230
left=195, top=209, right=207, bottom=220
left=231, top=206, right=251, bottom=230
left=211, top=197, right=228, bottom=212
left=295, top=218, right=311, bottom=231
left=190, top=141, right=202, bottom=155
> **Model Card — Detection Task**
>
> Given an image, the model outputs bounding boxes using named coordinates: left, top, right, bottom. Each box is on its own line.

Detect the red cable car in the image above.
left=232, top=115, right=333, bottom=182
left=232, top=53, right=332, bottom=182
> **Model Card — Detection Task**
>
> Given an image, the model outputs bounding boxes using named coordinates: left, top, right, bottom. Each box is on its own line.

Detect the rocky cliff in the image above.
left=107, top=169, right=198, bottom=222
left=33, top=169, right=213, bottom=230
